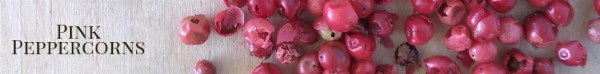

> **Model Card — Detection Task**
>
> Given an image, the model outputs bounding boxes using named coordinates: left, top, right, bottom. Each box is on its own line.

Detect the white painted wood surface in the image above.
left=0, top=0, right=599, bottom=74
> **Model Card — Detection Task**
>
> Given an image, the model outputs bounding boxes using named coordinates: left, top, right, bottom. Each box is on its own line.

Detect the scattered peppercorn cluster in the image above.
left=182, top=0, right=594, bottom=74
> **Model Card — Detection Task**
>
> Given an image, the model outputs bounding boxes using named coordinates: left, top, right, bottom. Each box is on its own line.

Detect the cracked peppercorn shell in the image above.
left=243, top=18, right=276, bottom=60
left=179, top=14, right=211, bottom=45
left=213, top=6, right=245, bottom=37
left=437, top=0, right=467, bottom=25
left=503, top=48, right=534, bottom=74
left=368, top=10, right=399, bottom=37
left=277, top=19, right=319, bottom=45
left=395, top=42, right=419, bottom=66
left=275, top=43, right=301, bottom=64
left=444, top=24, right=473, bottom=51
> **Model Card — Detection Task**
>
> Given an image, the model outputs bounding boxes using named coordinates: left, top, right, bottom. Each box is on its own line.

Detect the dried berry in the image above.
left=395, top=42, right=419, bottom=66
left=213, top=6, right=245, bottom=36
left=243, top=18, right=276, bottom=60
left=180, top=14, right=211, bottom=45
left=195, top=59, right=216, bottom=74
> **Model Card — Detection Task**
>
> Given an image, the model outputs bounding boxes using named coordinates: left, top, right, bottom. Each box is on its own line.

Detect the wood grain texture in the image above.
left=0, top=0, right=599, bottom=74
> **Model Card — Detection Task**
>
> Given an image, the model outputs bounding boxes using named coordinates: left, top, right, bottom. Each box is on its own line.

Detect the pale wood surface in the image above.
left=1, top=0, right=599, bottom=74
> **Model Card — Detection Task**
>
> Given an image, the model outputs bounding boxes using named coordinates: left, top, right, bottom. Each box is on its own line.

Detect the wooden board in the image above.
left=1, top=0, right=599, bottom=74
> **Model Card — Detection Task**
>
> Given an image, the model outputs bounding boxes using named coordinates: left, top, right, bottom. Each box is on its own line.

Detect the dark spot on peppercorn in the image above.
left=319, top=55, right=324, bottom=59
left=330, top=32, right=336, bottom=37
left=258, top=32, right=270, bottom=40
left=254, top=5, right=261, bottom=14
left=191, top=18, right=200, bottom=24
left=235, top=23, right=241, bottom=27
left=438, top=3, right=448, bottom=17
left=279, top=7, right=286, bottom=16
left=407, top=43, right=419, bottom=63
left=507, top=56, right=525, bottom=73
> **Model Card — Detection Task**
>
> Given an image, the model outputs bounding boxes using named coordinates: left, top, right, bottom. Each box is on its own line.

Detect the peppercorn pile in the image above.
left=181, top=0, right=594, bottom=74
